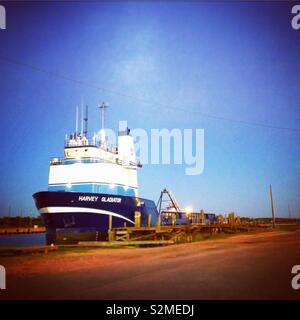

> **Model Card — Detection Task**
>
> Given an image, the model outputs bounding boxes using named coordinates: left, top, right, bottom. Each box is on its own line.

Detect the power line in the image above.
left=1, top=55, right=299, bottom=133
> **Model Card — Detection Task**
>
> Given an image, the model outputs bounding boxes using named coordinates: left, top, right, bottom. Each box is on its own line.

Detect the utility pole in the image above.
left=269, top=184, right=275, bottom=228
left=288, top=205, right=291, bottom=219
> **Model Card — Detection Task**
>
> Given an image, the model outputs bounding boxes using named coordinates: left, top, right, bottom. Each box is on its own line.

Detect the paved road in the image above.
left=1, top=230, right=300, bottom=299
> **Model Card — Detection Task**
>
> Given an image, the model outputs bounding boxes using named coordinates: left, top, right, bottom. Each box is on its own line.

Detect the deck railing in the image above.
left=50, top=157, right=142, bottom=168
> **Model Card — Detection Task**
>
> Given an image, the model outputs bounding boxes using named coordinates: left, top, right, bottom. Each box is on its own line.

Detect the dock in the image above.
left=77, top=240, right=175, bottom=247
left=0, top=245, right=58, bottom=256
left=106, top=209, right=272, bottom=244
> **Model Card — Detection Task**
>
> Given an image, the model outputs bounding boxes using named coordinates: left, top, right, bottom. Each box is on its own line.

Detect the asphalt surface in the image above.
left=1, top=229, right=300, bottom=299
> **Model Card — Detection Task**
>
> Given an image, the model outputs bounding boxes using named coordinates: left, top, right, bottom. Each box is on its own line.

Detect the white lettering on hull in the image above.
left=78, top=196, right=98, bottom=202
left=78, top=195, right=122, bottom=203
left=101, top=197, right=122, bottom=203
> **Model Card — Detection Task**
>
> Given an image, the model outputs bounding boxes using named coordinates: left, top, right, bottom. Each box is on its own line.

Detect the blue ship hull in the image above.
left=33, top=191, right=159, bottom=244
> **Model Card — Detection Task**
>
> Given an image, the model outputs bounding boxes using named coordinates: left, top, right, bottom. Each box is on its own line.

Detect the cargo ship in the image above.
left=33, top=103, right=159, bottom=244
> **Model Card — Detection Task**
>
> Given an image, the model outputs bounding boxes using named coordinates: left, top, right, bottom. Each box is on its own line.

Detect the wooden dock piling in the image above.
left=134, top=211, right=141, bottom=228
left=148, top=214, right=152, bottom=227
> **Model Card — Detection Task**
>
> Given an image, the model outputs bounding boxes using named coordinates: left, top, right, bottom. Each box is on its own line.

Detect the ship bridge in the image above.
left=48, top=104, right=140, bottom=197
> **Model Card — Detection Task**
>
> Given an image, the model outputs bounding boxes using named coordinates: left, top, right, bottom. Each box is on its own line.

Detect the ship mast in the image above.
left=83, top=105, right=88, bottom=137
left=98, top=101, right=109, bottom=147
left=80, top=96, right=84, bottom=136
left=75, top=106, right=79, bottom=135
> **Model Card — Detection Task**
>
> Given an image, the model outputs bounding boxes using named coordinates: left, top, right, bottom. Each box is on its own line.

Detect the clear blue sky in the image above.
left=0, top=1, right=299, bottom=218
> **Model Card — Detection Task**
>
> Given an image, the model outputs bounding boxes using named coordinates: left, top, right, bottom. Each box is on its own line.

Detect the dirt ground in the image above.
left=1, top=229, right=300, bottom=300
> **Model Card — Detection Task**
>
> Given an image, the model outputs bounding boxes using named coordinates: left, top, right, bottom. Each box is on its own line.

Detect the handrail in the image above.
left=50, top=156, right=141, bottom=168
left=64, top=138, right=99, bottom=148
left=64, top=137, right=118, bottom=152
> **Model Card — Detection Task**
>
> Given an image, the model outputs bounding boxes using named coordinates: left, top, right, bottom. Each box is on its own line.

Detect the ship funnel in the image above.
left=118, top=127, right=136, bottom=165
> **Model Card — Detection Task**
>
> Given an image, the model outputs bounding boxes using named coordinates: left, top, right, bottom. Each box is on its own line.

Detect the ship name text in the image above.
left=101, top=197, right=122, bottom=203
left=77, top=196, right=121, bottom=203
left=78, top=196, right=98, bottom=202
